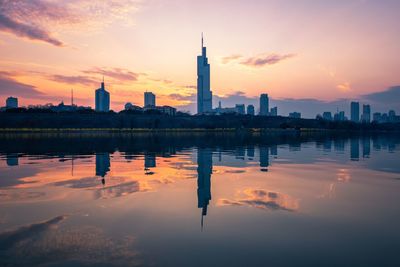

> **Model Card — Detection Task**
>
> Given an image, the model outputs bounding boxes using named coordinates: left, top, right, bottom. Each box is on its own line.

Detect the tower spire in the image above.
left=201, top=32, right=203, bottom=48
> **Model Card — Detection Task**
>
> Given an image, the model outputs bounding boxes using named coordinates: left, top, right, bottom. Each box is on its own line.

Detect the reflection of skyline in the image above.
left=197, top=148, right=212, bottom=230
left=6, top=153, right=18, bottom=166
left=259, top=147, right=269, bottom=171
left=351, top=139, right=360, bottom=161
left=96, top=153, right=110, bottom=178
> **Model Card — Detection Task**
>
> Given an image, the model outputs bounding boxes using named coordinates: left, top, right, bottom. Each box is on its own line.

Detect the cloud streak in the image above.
left=221, top=53, right=296, bottom=67
left=49, top=74, right=98, bottom=86
left=83, top=67, right=141, bottom=82
left=0, top=71, right=44, bottom=98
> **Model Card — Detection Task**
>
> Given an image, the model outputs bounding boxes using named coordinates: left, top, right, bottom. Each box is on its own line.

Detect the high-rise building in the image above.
left=322, top=112, right=332, bottom=121
left=144, top=92, right=156, bottom=107
left=361, top=104, right=371, bottom=123
left=289, top=112, right=301, bottom=119
left=95, top=80, right=110, bottom=112
left=6, top=97, right=18, bottom=109
left=350, top=101, right=359, bottom=122
left=197, top=34, right=212, bottom=114
left=270, top=107, right=278, bottom=116
left=259, top=94, right=269, bottom=116
left=247, top=104, right=255, bottom=115
left=235, top=104, right=245, bottom=115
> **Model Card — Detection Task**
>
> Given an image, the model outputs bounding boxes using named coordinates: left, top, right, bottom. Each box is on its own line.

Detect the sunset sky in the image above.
left=0, top=0, right=399, bottom=117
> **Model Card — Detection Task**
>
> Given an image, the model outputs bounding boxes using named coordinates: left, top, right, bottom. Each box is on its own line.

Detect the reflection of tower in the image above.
left=197, top=148, right=212, bottom=230
left=96, top=153, right=110, bottom=177
left=247, top=146, right=255, bottom=159
left=235, top=147, right=245, bottom=160
left=270, top=145, right=278, bottom=157
left=6, top=153, right=18, bottom=166
left=362, top=137, right=370, bottom=158
left=259, top=147, right=269, bottom=171
left=144, top=152, right=156, bottom=168
left=350, top=138, right=359, bottom=161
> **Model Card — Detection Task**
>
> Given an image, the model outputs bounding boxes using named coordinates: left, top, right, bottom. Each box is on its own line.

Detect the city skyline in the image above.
left=0, top=0, right=399, bottom=117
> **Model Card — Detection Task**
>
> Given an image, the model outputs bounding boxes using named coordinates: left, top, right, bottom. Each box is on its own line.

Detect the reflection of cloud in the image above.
left=95, top=181, right=148, bottom=199
left=0, top=191, right=45, bottom=202
left=218, top=188, right=298, bottom=212
left=0, top=217, right=141, bottom=266
left=0, top=215, right=66, bottom=250
left=221, top=53, right=296, bottom=67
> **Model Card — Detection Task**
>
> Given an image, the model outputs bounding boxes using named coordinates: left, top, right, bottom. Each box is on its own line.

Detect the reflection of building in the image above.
left=96, top=153, right=110, bottom=177
left=350, top=138, right=359, bottom=161
left=6, top=153, right=18, bottom=166
left=197, top=34, right=213, bottom=114
left=259, top=146, right=269, bottom=171
left=270, top=145, right=278, bottom=156
left=247, top=146, right=255, bottom=158
left=144, top=152, right=156, bottom=168
left=362, top=137, right=370, bottom=158
left=197, top=148, right=212, bottom=229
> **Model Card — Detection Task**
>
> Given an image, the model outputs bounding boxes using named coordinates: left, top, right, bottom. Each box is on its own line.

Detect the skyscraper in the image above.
left=259, top=94, right=269, bottom=116
left=361, top=104, right=371, bottom=123
left=197, top=34, right=212, bottom=114
left=144, top=92, right=156, bottom=107
left=95, top=80, right=110, bottom=112
left=270, top=106, right=278, bottom=116
left=351, top=101, right=359, bottom=122
left=235, top=104, right=245, bottom=115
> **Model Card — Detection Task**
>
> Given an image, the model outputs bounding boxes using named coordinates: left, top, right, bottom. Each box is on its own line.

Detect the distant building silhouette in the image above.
left=322, top=112, right=332, bottom=121
left=197, top=34, right=212, bottom=114
left=6, top=97, right=18, bottom=109
left=350, top=102, right=359, bottom=122
left=361, top=104, right=371, bottom=123
left=95, top=80, right=110, bottom=112
left=259, top=94, right=269, bottom=116
left=334, top=111, right=346, bottom=121
left=270, top=106, right=278, bottom=116
left=235, top=104, right=245, bottom=115
left=197, top=148, right=212, bottom=229
left=247, top=104, right=255, bottom=115
left=144, top=92, right=156, bottom=107
left=289, top=112, right=301, bottom=119
left=96, top=153, right=110, bottom=177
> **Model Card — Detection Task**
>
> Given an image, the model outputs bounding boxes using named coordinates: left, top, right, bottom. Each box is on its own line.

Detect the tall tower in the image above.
left=350, top=101, right=359, bottom=122
left=259, top=93, right=269, bottom=116
left=95, top=80, right=110, bottom=112
left=197, top=33, right=212, bottom=114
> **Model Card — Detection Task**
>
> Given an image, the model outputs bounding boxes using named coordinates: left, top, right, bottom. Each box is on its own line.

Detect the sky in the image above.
left=0, top=0, right=399, bottom=117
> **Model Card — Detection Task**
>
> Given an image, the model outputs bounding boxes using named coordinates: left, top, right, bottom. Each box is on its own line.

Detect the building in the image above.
left=361, top=104, right=371, bottom=123
left=259, top=94, right=269, bottom=116
left=289, top=112, right=301, bottom=119
left=235, top=104, right=245, bottom=115
left=322, top=112, right=332, bottom=121
left=247, top=104, right=255, bottom=115
left=197, top=148, right=212, bottom=229
left=334, top=111, right=346, bottom=121
left=144, top=92, right=156, bottom=107
left=197, top=34, right=212, bottom=114
left=95, top=81, right=110, bottom=112
left=350, top=101, right=359, bottom=122
left=270, top=107, right=278, bottom=116
left=388, top=110, right=396, bottom=122
left=373, top=112, right=381, bottom=122
left=6, top=97, right=18, bottom=109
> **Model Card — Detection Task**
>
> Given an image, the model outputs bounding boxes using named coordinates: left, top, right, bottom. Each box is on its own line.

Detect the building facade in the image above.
left=270, top=107, right=278, bottom=116
left=350, top=101, right=359, bottom=122
left=247, top=104, right=255, bottom=115
left=95, top=81, right=110, bottom=112
left=235, top=104, right=245, bottom=115
left=144, top=92, right=156, bottom=107
left=259, top=94, right=269, bottom=116
left=361, top=104, right=371, bottom=123
left=6, top=97, right=18, bottom=109
left=197, top=34, right=212, bottom=114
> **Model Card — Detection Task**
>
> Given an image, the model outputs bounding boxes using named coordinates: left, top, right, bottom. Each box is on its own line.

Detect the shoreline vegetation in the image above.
left=1, top=112, right=399, bottom=132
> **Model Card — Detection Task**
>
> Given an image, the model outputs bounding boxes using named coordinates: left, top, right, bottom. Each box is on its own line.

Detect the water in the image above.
left=0, top=133, right=399, bottom=267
